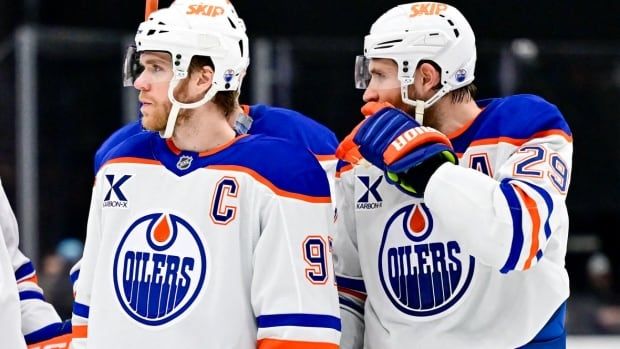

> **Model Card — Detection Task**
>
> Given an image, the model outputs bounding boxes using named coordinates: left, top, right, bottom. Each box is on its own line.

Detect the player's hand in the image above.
left=335, top=102, right=394, bottom=165
left=349, top=106, right=458, bottom=197
left=27, top=320, right=72, bottom=349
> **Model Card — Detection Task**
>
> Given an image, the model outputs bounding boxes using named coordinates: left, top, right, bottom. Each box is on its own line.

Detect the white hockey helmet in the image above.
left=123, top=0, right=250, bottom=138
left=354, top=2, right=476, bottom=123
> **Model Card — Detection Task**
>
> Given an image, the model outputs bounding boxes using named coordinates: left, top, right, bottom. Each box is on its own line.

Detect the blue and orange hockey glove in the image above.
left=337, top=104, right=457, bottom=197
left=26, top=320, right=72, bottom=349
left=336, top=101, right=393, bottom=165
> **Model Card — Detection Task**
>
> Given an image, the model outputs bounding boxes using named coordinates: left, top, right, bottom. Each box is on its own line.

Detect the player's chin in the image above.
left=141, top=113, right=166, bottom=132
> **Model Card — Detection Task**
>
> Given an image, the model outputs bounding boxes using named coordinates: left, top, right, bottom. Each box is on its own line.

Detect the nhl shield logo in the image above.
left=113, top=213, right=208, bottom=326
left=378, top=203, right=475, bottom=317
left=176, top=155, right=193, bottom=170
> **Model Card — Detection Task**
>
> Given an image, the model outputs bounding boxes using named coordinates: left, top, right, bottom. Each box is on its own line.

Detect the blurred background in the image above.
left=1, top=0, right=619, bottom=344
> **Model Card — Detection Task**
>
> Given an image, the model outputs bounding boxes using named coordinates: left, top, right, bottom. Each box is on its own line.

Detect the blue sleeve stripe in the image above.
left=73, top=302, right=90, bottom=318
left=257, top=313, right=341, bottom=331
left=23, top=322, right=68, bottom=344
left=15, top=262, right=35, bottom=281
left=516, top=180, right=554, bottom=239
left=499, top=179, right=524, bottom=274
left=336, top=276, right=366, bottom=293
left=19, top=290, right=44, bottom=301
left=339, top=296, right=364, bottom=316
left=70, top=269, right=80, bottom=285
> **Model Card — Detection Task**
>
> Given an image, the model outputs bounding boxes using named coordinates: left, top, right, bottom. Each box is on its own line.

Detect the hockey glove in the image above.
left=353, top=107, right=457, bottom=197
left=27, top=320, right=72, bottom=349
left=335, top=101, right=393, bottom=165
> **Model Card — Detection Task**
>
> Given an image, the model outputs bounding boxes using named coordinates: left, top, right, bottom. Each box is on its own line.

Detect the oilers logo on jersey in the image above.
left=378, top=203, right=475, bottom=317
left=113, top=213, right=208, bottom=326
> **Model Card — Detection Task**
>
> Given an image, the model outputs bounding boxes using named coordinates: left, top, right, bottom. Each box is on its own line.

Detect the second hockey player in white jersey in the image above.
left=71, top=1, right=340, bottom=348
left=334, top=3, right=572, bottom=348
left=0, top=178, right=72, bottom=349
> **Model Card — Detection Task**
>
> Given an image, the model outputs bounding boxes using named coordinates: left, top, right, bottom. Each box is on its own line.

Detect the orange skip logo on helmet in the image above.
left=187, top=4, right=225, bottom=17
left=410, top=3, right=448, bottom=17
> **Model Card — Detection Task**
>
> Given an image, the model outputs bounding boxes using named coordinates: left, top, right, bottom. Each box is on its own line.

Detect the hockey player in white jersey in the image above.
left=0, top=179, right=72, bottom=349
left=70, top=1, right=340, bottom=348
left=334, top=3, right=572, bottom=348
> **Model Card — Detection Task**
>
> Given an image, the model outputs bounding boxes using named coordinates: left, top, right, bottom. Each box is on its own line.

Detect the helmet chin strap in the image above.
left=160, top=79, right=219, bottom=139
left=400, top=84, right=449, bottom=125
left=401, top=84, right=426, bottom=124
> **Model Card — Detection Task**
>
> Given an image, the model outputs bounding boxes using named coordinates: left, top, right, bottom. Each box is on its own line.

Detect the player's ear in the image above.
left=418, top=62, right=441, bottom=92
left=196, top=65, right=214, bottom=92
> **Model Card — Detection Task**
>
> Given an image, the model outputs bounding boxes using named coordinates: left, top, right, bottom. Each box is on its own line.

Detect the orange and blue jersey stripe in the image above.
left=257, top=338, right=339, bottom=349
left=336, top=276, right=366, bottom=319
left=500, top=179, right=554, bottom=273
left=15, top=261, right=37, bottom=283
left=256, top=313, right=341, bottom=349
left=100, top=132, right=331, bottom=201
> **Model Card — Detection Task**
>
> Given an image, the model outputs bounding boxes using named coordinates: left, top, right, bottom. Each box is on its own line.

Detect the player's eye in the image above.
left=372, top=71, right=384, bottom=78
left=151, top=64, right=164, bottom=73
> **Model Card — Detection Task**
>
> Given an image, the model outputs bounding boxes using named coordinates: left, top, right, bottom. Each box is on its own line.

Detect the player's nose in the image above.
left=363, top=87, right=379, bottom=103
left=133, top=73, right=150, bottom=91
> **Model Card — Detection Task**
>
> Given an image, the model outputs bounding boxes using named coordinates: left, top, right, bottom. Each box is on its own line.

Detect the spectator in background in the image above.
left=567, top=252, right=620, bottom=334
left=38, top=238, right=83, bottom=319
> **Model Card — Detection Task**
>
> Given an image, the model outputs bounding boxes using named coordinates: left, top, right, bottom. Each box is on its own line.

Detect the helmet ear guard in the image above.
left=127, top=0, right=250, bottom=138
left=357, top=2, right=476, bottom=124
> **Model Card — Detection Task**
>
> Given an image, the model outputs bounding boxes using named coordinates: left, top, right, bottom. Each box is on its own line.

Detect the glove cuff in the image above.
left=399, top=152, right=455, bottom=196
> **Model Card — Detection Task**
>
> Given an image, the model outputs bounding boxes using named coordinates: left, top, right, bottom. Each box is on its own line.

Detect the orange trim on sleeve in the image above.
left=513, top=185, right=541, bottom=270
left=338, top=286, right=367, bottom=301
left=258, top=338, right=339, bottom=349
left=315, top=154, right=337, bottom=161
left=208, top=165, right=331, bottom=204
left=72, top=325, right=88, bottom=339
left=17, top=275, right=38, bottom=284
left=469, top=129, right=573, bottom=148
left=335, top=164, right=353, bottom=178
left=103, top=157, right=161, bottom=167
left=27, top=333, right=72, bottom=348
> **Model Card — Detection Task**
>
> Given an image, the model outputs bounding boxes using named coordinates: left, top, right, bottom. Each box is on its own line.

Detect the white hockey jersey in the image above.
left=71, top=133, right=341, bottom=349
left=0, top=187, right=26, bottom=349
left=0, top=179, right=65, bottom=348
left=334, top=95, right=572, bottom=348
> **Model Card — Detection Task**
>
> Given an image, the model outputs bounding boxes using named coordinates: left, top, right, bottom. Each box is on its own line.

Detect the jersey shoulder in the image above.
left=98, top=131, right=157, bottom=170
left=479, top=94, right=571, bottom=139
left=453, top=94, right=572, bottom=152
left=94, top=120, right=145, bottom=173
left=220, top=134, right=331, bottom=199
left=248, top=104, right=338, bottom=155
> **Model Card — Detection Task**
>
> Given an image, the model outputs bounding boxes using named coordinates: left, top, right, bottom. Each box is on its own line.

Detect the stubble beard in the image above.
left=141, top=102, right=170, bottom=132
left=140, top=80, right=199, bottom=132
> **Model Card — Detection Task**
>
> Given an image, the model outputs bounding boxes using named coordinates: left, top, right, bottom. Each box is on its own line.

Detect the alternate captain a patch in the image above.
left=113, top=213, right=208, bottom=326
left=378, top=203, right=475, bottom=317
